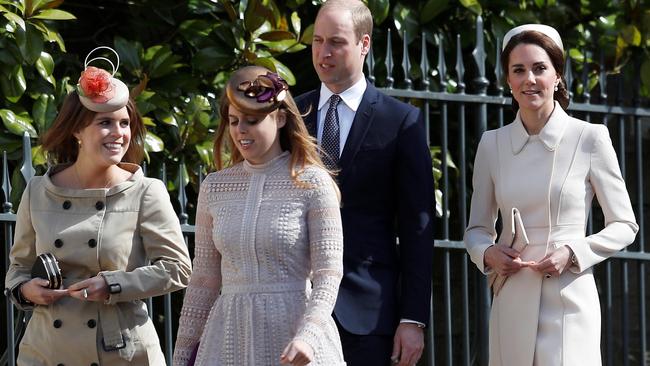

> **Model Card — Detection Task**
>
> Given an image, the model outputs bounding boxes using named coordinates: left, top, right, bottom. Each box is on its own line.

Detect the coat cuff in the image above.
left=5, top=282, right=35, bottom=311
left=99, top=271, right=124, bottom=305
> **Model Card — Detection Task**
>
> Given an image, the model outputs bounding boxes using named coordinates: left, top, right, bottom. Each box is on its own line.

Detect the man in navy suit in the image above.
left=295, top=1, right=435, bottom=365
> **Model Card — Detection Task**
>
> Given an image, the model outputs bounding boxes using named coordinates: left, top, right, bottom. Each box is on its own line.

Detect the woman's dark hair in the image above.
left=501, top=30, right=570, bottom=110
left=41, top=92, right=145, bottom=165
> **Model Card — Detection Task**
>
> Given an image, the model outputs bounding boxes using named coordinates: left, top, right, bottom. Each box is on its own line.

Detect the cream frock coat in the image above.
left=5, top=163, right=192, bottom=366
left=464, top=102, right=638, bottom=366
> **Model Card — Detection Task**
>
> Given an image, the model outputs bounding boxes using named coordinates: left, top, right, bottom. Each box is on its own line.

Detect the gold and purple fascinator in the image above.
left=77, top=46, right=129, bottom=113
left=226, top=66, right=289, bottom=114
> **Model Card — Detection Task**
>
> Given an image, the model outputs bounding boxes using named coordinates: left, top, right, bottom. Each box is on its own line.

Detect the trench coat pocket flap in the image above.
left=488, top=208, right=530, bottom=296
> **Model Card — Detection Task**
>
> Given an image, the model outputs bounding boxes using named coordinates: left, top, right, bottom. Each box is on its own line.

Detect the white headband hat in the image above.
left=77, top=46, right=129, bottom=113
left=502, top=24, right=563, bottom=52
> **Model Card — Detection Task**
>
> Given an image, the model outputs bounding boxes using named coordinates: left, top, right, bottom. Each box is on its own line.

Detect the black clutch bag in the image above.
left=31, top=253, right=62, bottom=289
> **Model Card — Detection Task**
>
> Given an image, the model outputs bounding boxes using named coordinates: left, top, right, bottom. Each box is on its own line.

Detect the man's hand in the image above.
left=391, top=323, right=424, bottom=366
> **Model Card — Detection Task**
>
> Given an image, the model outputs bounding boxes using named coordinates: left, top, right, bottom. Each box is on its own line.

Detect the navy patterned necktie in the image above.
left=322, top=94, right=341, bottom=170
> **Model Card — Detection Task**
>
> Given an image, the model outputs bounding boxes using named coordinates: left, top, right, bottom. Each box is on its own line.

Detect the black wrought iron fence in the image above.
left=1, top=16, right=649, bottom=366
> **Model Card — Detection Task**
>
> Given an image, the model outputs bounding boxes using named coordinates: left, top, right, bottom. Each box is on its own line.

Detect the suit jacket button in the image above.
left=88, top=239, right=97, bottom=248
left=95, top=201, right=104, bottom=210
left=87, top=319, right=97, bottom=328
left=54, top=239, right=63, bottom=248
left=62, top=201, right=71, bottom=210
left=53, top=319, right=62, bottom=328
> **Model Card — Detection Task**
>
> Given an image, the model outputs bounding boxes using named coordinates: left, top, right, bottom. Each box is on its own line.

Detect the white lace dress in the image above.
left=173, top=152, right=345, bottom=366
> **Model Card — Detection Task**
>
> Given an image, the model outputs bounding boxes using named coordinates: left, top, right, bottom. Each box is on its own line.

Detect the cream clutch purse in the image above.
left=488, top=208, right=529, bottom=296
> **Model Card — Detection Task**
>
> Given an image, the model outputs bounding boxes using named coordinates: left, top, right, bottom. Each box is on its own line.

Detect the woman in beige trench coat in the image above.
left=4, top=50, right=192, bottom=366
left=464, top=25, right=638, bottom=366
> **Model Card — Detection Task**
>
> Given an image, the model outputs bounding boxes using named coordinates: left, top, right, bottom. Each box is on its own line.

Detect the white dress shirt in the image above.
left=316, top=78, right=367, bottom=156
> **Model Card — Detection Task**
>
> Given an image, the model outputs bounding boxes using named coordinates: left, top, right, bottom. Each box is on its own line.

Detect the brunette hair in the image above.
left=214, top=84, right=334, bottom=188
left=501, top=30, right=570, bottom=110
left=319, top=0, right=373, bottom=43
left=41, top=92, right=145, bottom=165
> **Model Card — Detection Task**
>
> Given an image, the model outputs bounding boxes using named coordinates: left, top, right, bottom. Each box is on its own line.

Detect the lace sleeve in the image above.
left=173, top=179, right=222, bottom=366
left=293, top=169, right=343, bottom=347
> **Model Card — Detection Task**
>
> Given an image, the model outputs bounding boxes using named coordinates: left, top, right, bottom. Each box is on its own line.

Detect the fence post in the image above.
left=471, top=16, right=490, bottom=366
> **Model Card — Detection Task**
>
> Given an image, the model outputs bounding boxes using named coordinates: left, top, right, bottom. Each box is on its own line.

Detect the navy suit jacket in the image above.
left=296, top=82, right=435, bottom=335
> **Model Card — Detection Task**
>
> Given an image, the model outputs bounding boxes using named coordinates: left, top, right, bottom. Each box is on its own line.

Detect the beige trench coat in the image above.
left=464, top=103, right=638, bottom=366
left=5, top=163, right=192, bottom=366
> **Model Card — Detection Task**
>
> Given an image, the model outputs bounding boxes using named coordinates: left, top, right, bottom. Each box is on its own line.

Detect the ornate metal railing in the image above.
left=2, top=15, right=649, bottom=366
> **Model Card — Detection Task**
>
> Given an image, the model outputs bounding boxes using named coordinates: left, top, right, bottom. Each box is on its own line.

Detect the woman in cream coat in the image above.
left=464, top=25, right=638, bottom=366
left=4, top=53, right=192, bottom=365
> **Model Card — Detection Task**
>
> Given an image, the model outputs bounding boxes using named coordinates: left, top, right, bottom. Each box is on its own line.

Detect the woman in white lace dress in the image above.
left=173, top=66, right=345, bottom=366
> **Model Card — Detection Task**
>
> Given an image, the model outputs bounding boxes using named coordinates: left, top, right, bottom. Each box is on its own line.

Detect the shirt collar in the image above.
left=317, top=77, right=367, bottom=111
left=511, top=101, right=568, bottom=155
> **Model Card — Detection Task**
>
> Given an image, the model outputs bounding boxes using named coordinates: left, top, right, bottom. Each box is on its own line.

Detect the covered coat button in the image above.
left=88, top=239, right=97, bottom=248
left=91, top=363, right=99, bottom=366
left=54, top=239, right=63, bottom=248
left=87, top=319, right=96, bottom=328
left=57, top=364, right=64, bottom=366
left=53, top=319, right=62, bottom=328
left=62, top=201, right=71, bottom=210
left=95, top=201, right=104, bottom=210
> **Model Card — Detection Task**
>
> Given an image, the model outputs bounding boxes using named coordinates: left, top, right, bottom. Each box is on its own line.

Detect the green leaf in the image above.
left=32, top=145, right=46, bottom=166
left=144, top=131, right=164, bottom=152
left=3, top=12, right=26, bottom=30
left=253, top=57, right=296, bottom=86
left=15, top=22, right=43, bottom=64
left=154, top=111, right=178, bottom=127
left=290, top=11, right=300, bottom=35
left=142, top=116, right=156, bottom=127
left=32, top=93, right=57, bottom=132
left=300, top=24, right=314, bottom=44
left=0, top=65, right=27, bottom=102
left=459, top=0, right=482, bottom=15
left=46, top=29, right=65, bottom=51
left=0, top=109, right=37, bottom=137
left=620, top=24, right=641, bottom=46
left=146, top=45, right=183, bottom=79
left=393, top=4, right=419, bottom=41
left=30, top=8, right=75, bottom=20
left=193, top=46, right=233, bottom=70
left=258, top=30, right=296, bottom=41
left=568, top=48, right=585, bottom=63
left=35, top=51, right=55, bottom=84
left=367, top=0, right=390, bottom=25
left=195, top=140, right=214, bottom=168
left=421, top=0, right=449, bottom=24
left=244, top=0, right=268, bottom=32
left=258, top=39, right=302, bottom=53
left=114, top=37, right=142, bottom=73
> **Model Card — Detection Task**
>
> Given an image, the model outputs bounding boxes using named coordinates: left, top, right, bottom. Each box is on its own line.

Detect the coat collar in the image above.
left=43, top=162, right=143, bottom=197
left=510, top=101, right=568, bottom=155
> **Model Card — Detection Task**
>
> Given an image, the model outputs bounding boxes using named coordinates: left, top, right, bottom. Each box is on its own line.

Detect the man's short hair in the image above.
left=319, top=0, right=373, bottom=42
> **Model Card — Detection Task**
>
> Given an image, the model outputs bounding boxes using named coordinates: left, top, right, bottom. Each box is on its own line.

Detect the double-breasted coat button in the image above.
left=54, top=239, right=63, bottom=248
left=88, top=239, right=97, bottom=248
left=53, top=319, right=62, bottom=328
left=62, top=201, right=71, bottom=210
left=95, top=201, right=104, bottom=210
left=87, top=319, right=96, bottom=328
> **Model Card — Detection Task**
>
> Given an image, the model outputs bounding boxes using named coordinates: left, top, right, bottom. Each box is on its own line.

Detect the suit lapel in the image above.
left=338, top=83, right=378, bottom=172
left=302, top=90, right=320, bottom=138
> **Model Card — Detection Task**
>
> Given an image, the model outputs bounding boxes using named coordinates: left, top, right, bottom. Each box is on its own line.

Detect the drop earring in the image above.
left=554, top=84, right=559, bottom=92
